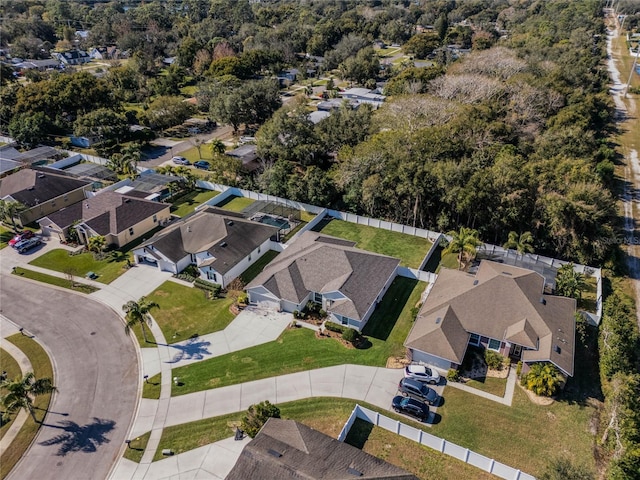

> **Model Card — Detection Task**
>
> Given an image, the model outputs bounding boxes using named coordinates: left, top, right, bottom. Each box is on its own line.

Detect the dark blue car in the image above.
left=193, top=160, right=210, bottom=170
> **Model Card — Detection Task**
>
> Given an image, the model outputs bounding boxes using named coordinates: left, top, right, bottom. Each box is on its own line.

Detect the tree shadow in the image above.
left=166, top=337, right=212, bottom=364
left=38, top=417, right=116, bottom=456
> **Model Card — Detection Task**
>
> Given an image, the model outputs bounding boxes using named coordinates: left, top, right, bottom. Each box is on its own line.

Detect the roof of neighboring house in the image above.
left=405, top=261, right=576, bottom=375
left=308, top=110, right=331, bottom=124
left=15, top=58, right=60, bottom=69
left=247, top=231, right=400, bottom=321
left=129, top=172, right=181, bottom=194
left=40, top=191, right=168, bottom=236
left=227, top=418, right=417, bottom=480
left=0, top=158, right=23, bottom=176
left=0, top=169, right=91, bottom=207
left=14, top=146, right=63, bottom=165
left=138, top=207, right=279, bottom=274
left=226, top=144, right=260, bottom=172
left=0, top=146, right=23, bottom=160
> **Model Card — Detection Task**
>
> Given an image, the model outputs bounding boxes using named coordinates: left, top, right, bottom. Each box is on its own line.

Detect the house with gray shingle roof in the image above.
left=38, top=191, right=170, bottom=248
left=246, top=231, right=400, bottom=331
left=133, top=207, right=279, bottom=288
left=405, top=261, right=576, bottom=376
left=227, top=418, right=418, bottom=480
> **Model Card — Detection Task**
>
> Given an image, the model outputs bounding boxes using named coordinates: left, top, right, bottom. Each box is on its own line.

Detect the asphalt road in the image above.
left=1, top=275, right=139, bottom=480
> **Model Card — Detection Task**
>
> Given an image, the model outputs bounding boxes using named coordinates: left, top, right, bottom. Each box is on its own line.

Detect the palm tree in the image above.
left=503, top=231, right=535, bottom=258
left=442, top=227, right=482, bottom=270
left=0, top=199, right=28, bottom=230
left=123, top=296, right=160, bottom=343
left=524, top=363, right=562, bottom=397
left=555, top=263, right=588, bottom=300
left=1, top=372, right=56, bottom=422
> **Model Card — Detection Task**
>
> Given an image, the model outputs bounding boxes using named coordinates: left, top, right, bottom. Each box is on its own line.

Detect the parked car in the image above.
left=392, top=395, right=429, bottom=420
left=8, top=230, right=35, bottom=248
left=193, top=160, right=210, bottom=170
left=172, top=156, right=190, bottom=165
left=398, top=377, right=439, bottom=405
left=404, top=364, right=441, bottom=384
left=16, top=237, right=42, bottom=254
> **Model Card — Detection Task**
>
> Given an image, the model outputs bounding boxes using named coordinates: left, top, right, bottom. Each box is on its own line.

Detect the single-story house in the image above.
left=246, top=231, right=400, bottom=331
left=0, top=169, right=93, bottom=226
left=133, top=207, right=279, bottom=288
left=308, top=110, right=331, bottom=124
left=405, top=261, right=576, bottom=376
left=227, top=418, right=417, bottom=480
left=38, top=191, right=170, bottom=248
left=339, top=87, right=386, bottom=108
left=0, top=158, right=24, bottom=178
left=52, top=49, right=90, bottom=65
left=14, top=58, right=61, bottom=71
left=226, top=144, right=260, bottom=172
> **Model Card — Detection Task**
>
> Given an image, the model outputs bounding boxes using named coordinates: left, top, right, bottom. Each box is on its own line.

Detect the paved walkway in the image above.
left=446, top=368, right=518, bottom=406
left=0, top=318, right=33, bottom=456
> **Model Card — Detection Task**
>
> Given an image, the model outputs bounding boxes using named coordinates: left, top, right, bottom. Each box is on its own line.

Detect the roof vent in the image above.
left=347, top=464, right=363, bottom=477
left=227, top=220, right=234, bottom=226
left=187, top=226, right=191, bottom=232
left=473, top=280, right=479, bottom=285
left=37, top=174, right=45, bottom=178
left=435, top=317, right=442, bottom=325
left=220, top=241, right=227, bottom=247
left=553, top=345, right=561, bottom=354
left=267, top=449, right=282, bottom=458
left=85, top=203, right=89, bottom=208
left=501, top=271, right=512, bottom=276
left=539, top=297, right=546, bottom=305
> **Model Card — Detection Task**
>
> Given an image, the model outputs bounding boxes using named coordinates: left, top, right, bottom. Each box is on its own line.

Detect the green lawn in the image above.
left=577, top=275, right=598, bottom=313
left=171, top=189, right=220, bottom=217
left=179, top=146, right=215, bottom=163
left=437, top=252, right=460, bottom=272
left=462, top=377, right=507, bottom=397
left=30, top=249, right=129, bottom=284
left=166, top=277, right=424, bottom=396
left=123, top=431, right=151, bottom=463
left=148, top=281, right=236, bottom=343
left=142, top=373, right=161, bottom=400
left=11, top=267, right=99, bottom=294
left=0, top=335, right=54, bottom=479
left=215, top=195, right=255, bottom=213
left=0, top=225, right=13, bottom=250
left=312, top=219, right=432, bottom=268
left=239, top=251, right=279, bottom=284
left=0, top=350, right=21, bottom=441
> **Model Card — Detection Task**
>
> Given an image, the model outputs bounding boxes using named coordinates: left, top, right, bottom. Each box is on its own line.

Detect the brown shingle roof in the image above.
left=247, top=231, right=400, bottom=321
left=405, top=261, right=576, bottom=375
left=226, top=418, right=418, bottom=480
left=0, top=169, right=90, bottom=207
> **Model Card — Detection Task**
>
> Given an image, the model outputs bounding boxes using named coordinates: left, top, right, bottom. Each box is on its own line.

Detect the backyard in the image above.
left=170, top=189, right=220, bottom=218
left=153, top=277, right=424, bottom=397
left=147, top=281, right=236, bottom=343
left=29, top=249, right=129, bottom=284
left=312, top=218, right=432, bottom=268
left=239, top=250, right=279, bottom=284
left=215, top=195, right=255, bottom=213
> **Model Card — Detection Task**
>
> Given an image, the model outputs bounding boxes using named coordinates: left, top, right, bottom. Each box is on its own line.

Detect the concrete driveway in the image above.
left=1, top=275, right=139, bottom=480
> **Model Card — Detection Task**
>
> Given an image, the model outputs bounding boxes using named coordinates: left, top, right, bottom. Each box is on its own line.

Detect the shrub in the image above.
left=524, top=363, right=561, bottom=397
left=182, top=264, right=200, bottom=277
left=447, top=369, right=460, bottom=382
left=293, top=310, right=300, bottom=319
left=237, top=293, right=248, bottom=304
left=318, top=309, right=327, bottom=318
left=194, top=278, right=222, bottom=297
left=342, top=327, right=360, bottom=345
left=410, top=306, right=420, bottom=321
left=325, top=321, right=345, bottom=333
left=240, top=400, right=280, bottom=438
left=516, top=361, right=523, bottom=378
left=484, top=350, right=505, bottom=370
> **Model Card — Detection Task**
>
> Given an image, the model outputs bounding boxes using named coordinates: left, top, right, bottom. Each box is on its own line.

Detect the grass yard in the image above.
left=167, top=277, right=424, bottom=396
left=179, top=146, right=216, bottom=163
left=0, top=350, right=21, bottom=440
left=462, top=377, right=507, bottom=397
left=239, top=250, right=279, bottom=284
left=577, top=275, right=598, bottom=313
left=0, top=225, right=13, bottom=249
left=346, top=419, right=495, bottom=480
left=123, top=431, right=151, bottom=463
left=148, top=281, right=236, bottom=343
left=0, top=335, right=54, bottom=479
left=11, top=267, right=99, bottom=294
left=215, top=195, right=255, bottom=213
left=437, top=252, right=460, bottom=272
left=312, top=218, right=431, bottom=268
left=170, top=189, right=220, bottom=217
left=30, top=249, right=129, bottom=284
left=142, top=373, right=161, bottom=399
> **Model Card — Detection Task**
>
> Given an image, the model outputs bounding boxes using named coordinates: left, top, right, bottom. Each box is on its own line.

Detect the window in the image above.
left=469, top=333, right=480, bottom=346
left=207, top=271, right=217, bottom=282
left=153, top=215, right=157, bottom=223
left=129, top=227, right=134, bottom=236
left=488, top=338, right=501, bottom=351
left=314, top=292, right=322, bottom=303
left=248, top=254, right=251, bottom=261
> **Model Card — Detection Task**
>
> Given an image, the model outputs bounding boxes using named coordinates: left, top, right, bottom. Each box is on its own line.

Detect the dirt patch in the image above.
left=386, top=357, right=410, bottom=369
left=153, top=290, right=170, bottom=297
left=516, top=381, right=555, bottom=406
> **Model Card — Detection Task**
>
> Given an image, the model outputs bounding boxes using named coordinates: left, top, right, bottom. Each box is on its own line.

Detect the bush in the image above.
left=447, top=369, right=460, bottom=382
left=293, top=310, right=301, bottom=319
left=174, top=273, right=196, bottom=282
left=240, top=400, right=280, bottom=438
left=524, top=363, right=561, bottom=396
left=182, top=264, right=200, bottom=277
left=194, top=278, right=222, bottom=297
left=342, top=327, right=360, bottom=345
left=484, top=350, right=505, bottom=370
left=318, top=309, right=327, bottom=318
left=325, top=321, right=345, bottom=333
left=237, top=293, right=248, bottom=304
left=516, top=361, right=523, bottom=378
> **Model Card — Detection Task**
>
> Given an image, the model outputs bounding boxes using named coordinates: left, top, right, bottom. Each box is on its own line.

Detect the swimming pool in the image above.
left=257, top=215, right=291, bottom=230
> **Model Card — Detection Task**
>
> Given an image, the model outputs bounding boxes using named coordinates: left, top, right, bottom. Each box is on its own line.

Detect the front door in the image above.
left=509, top=344, right=522, bottom=359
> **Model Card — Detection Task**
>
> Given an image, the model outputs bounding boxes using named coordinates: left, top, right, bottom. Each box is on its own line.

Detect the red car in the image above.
left=8, top=230, right=35, bottom=248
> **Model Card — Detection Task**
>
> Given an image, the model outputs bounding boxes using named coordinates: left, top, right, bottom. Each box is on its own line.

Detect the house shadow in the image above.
left=343, top=418, right=374, bottom=449
left=166, top=337, right=212, bottom=363
left=38, top=417, right=116, bottom=456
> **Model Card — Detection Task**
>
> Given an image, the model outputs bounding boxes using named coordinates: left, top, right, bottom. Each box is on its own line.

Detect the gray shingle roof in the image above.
left=405, top=261, right=576, bottom=375
left=226, top=418, right=418, bottom=480
left=247, top=231, right=400, bottom=321
left=0, top=169, right=91, bottom=206
left=139, top=207, right=279, bottom=274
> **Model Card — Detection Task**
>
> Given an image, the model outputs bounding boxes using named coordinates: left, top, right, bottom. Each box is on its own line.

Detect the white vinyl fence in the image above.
left=338, top=405, right=536, bottom=480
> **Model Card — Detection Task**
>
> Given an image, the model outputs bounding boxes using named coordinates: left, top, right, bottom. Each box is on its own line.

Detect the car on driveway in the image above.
left=404, top=364, right=441, bottom=384
left=398, top=377, right=439, bottom=405
left=16, top=237, right=42, bottom=254
left=392, top=395, right=429, bottom=421
left=193, top=160, right=210, bottom=170
left=172, top=156, right=190, bottom=165
left=9, top=230, right=35, bottom=248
